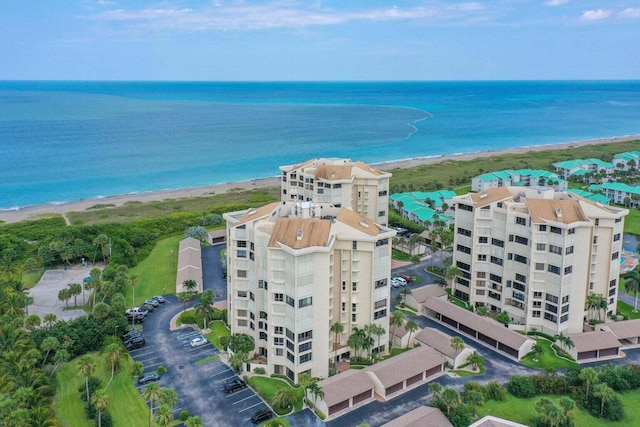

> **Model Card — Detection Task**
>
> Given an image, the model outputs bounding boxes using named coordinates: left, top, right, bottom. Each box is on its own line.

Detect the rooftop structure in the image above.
left=553, top=158, right=614, bottom=180
left=589, top=182, right=640, bottom=208
left=472, top=169, right=566, bottom=193
left=390, top=190, right=455, bottom=229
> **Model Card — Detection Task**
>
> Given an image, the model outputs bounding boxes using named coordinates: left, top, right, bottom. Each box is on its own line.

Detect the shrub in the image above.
left=179, top=410, right=190, bottom=421
left=96, top=410, right=112, bottom=427
left=179, top=312, right=197, bottom=325
left=508, top=375, right=537, bottom=398
left=254, top=367, right=266, bottom=374
left=532, top=373, right=570, bottom=395
left=314, top=408, right=326, bottom=420
left=485, top=381, right=507, bottom=401
left=79, top=376, right=102, bottom=402
left=219, top=335, right=231, bottom=350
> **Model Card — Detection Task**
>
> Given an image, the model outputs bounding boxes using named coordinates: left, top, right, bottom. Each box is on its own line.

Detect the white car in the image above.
left=391, top=278, right=402, bottom=288
left=190, top=337, right=208, bottom=348
left=392, top=277, right=407, bottom=286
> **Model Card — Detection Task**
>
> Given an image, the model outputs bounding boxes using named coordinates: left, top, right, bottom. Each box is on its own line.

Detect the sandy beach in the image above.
left=1, top=134, right=638, bottom=224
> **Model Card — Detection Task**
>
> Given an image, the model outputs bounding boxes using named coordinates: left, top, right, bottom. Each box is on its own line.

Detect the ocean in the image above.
left=1, top=80, right=640, bottom=210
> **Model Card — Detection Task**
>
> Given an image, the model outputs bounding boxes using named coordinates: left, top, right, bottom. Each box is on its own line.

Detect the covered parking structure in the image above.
left=406, top=285, right=447, bottom=315
left=380, top=406, right=452, bottom=427
left=415, top=327, right=476, bottom=369
left=422, top=297, right=535, bottom=360
left=315, top=346, right=444, bottom=420
left=176, top=237, right=203, bottom=293
left=568, top=330, right=621, bottom=362
left=598, top=319, right=640, bottom=348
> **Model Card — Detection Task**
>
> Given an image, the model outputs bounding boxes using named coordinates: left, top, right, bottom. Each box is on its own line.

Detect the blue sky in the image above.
left=2, top=0, right=639, bottom=80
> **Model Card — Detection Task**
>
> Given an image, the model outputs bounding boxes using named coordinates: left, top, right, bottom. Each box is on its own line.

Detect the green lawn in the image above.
left=204, top=320, right=231, bottom=350
left=55, top=352, right=150, bottom=427
left=195, top=354, right=220, bottom=366
left=520, top=339, right=577, bottom=370
left=125, top=234, right=181, bottom=305
left=22, top=267, right=44, bottom=289
left=246, top=376, right=304, bottom=415
left=617, top=300, right=640, bottom=320
left=384, top=347, right=412, bottom=359
left=477, top=391, right=640, bottom=426
left=454, top=184, right=472, bottom=195
left=624, top=210, right=640, bottom=235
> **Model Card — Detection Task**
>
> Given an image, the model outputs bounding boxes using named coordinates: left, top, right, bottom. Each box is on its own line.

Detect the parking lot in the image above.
left=126, top=296, right=271, bottom=426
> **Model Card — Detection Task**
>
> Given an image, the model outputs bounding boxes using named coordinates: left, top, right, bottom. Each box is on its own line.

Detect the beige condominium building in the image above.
left=224, top=159, right=395, bottom=382
left=451, top=186, right=628, bottom=335
left=279, top=158, right=391, bottom=226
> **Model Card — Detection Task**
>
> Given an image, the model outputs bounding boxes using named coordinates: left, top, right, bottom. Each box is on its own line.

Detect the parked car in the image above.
left=125, top=336, right=145, bottom=350
left=145, top=299, right=160, bottom=307
left=223, top=379, right=247, bottom=394
left=140, top=303, right=155, bottom=312
left=126, top=313, right=145, bottom=324
left=137, top=372, right=160, bottom=385
left=391, top=278, right=402, bottom=288
left=190, top=337, right=208, bottom=348
left=400, top=275, right=414, bottom=284
left=122, top=329, right=142, bottom=341
left=392, top=277, right=407, bottom=286
left=152, top=295, right=165, bottom=303
left=250, top=409, right=273, bottom=424
left=126, top=307, right=149, bottom=316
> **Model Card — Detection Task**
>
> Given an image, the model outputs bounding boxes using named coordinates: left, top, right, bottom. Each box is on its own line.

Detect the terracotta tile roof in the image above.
left=569, top=330, right=621, bottom=353
left=599, top=319, right=640, bottom=340
left=268, top=217, right=332, bottom=249
left=364, top=346, right=443, bottom=388
left=415, top=328, right=468, bottom=359
left=423, top=297, right=531, bottom=351
left=315, top=164, right=353, bottom=181
left=526, top=198, right=589, bottom=224
left=468, top=187, right=513, bottom=207
left=237, top=202, right=280, bottom=225
left=336, top=208, right=380, bottom=236
left=317, top=369, right=376, bottom=407
left=353, top=161, right=384, bottom=176
left=410, top=285, right=447, bottom=304
left=380, top=406, right=452, bottom=427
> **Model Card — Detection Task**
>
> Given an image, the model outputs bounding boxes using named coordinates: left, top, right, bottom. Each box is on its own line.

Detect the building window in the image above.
left=274, top=326, right=283, bottom=335
left=532, top=310, right=541, bottom=318
left=237, top=250, right=247, bottom=258
left=562, top=295, right=569, bottom=304
left=299, top=353, right=312, bottom=364
left=536, top=243, right=546, bottom=251
left=238, top=291, right=247, bottom=298
left=478, top=236, right=488, bottom=244
left=550, top=226, right=562, bottom=235
left=237, top=319, right=248, bottom=327
left=352, top=282, right=357, bottom=292
left=514, top=254, right=528, bottom=264
left=352, top=241, right=358, bottom=250
left=258, top=280, right=268, bottom=290
left=299, top=342, right=312, bottom=353
left=287, top=352, right=295, bottom=362
left=376, top=239, right=389, bottom=247
left=535, top=263, right=545, bottom=271
left=379, top=190, right=388, bottom=196
left=565, top=246, right=574, bottom=255
left=545, top=303, right=558, bottom=313
left=560, top=314, right=569, bottom=323
left=490, top=256, right=503, bottom=266
left=237, top=270, right=247, bottom=278
left=568, top=228, right=575, bottom=234
left=458, top=203, right=473, bottom=212
left=549, top=245, right=562, bottom=255
left=298, top=330, right=313, bottom=342
left=491, top=238, right=504, bottom=248
left=478, top=254, right=487, bottom=261
left=515, top=273, right=527, bottom=283
left=457, top=261, right=471, bottom=271
left=614, top=233, right=621, bottom=242
left=564, top=266, right=573, bottom=275
left=533, top=301, right=542, bottom=308
left=237, top=240, right=247, bottom=248
left=259, top=332, right=268, bottom=341
left=539, top=225, right=547, bottom=232
left=237, top=309, right=247, bottom=317
left=341, top=302, right=346, bottom=312
left=545, top=294, right=559, bottom=304
left=352, top=313, right=357, bottom=322
left=274, top=337, right=284, bottom=346
left=477, top=272, right=486, bottom=278
left=612, top=252, right=619, bottom=261
left=298, top=297, right=313, bottom=308
left=489, top=273, right=502, bottom=283
left=457, top=227, right=472, bottom=237
left=610, top=279, right=617, bottom=288
left=352, top=303, right=357, bottom=312
left=374, top=299, right=387, bottom=309
left=375, top=278, right=387, bottom=288
left=457, top=244, right=471, bottom=254
left=374, top=309, right=387, bottom=319
left=544, top=312, right=558, bottom=323
left=516, top=216, right=527, bottom=226
left=274, top=293, right=284, bottom=302
left=250, top=292, right=255, bottom=301
left=286, top=329, right=294, bottom=340
left=533, top=292, right=543, bottom=299
left=342, top=281, right=347, bottom=291
left=286, top=296, right=295, bottom=307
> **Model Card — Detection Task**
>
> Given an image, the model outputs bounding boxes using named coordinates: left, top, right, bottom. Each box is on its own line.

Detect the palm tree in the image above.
left=40, top=336, right=59, bottom=367
left=158, top=387, right=179, bottom=408
left=308, top=382, right=324, bottom=404
left=371, top=324, right=386, bottom=360
left=558, top=396, right=576, bottom=418
left=177, top=292, right=194, bottom=312
left=593, top=383, right=616, bottom=418
left=410, top=255, right=421, bottom=272
left=194, top=291, right=216, bottom=330
left=467, top=353, right=484, bottom=371
left=389, top=311, right=405, bottom=350
left=91, top=389, right=109, bottom=427
left=399, top=287, right=411, bottom=307
left=93, top=301, right=111, bottom=320
left=440, top=387, right=461, bottom=415
left=183, top=279, right=198, bottom=294
left=43, top=313, right=57, bottom=328
left=185, top=416, right=204, bottom=427
left=347, top=327, right=366, bottom=359
left=130, top=275, right=139, bottom=308
left=429, top=382, right=443, bottom=398
left=229, top=351, right=248, bottom=374
left=143, top=383, right=162, bottom=427
left=586, top=293, right=607, bottom=321
left=78, top=355, right=97, bottom=402
left=330, top=321, right=344, bottom=356
left=532, top=343, right=544, bottom=362
left=405, top=320, right=418, bottom=349
left=271, top=388, right=297, bottom=411
left=102, top=343, right=123, bottom=389
left=450, top=336, right=464, bottom=357
left=24, top=314, right=41, bottom=331
left=131, top=361, right=145, bottom=377
left=93, top=234, right=110, bottom=264
left=67, top=283, right=82, bottom=307
left=154, top=404, right=174, bottom=427
left=465, top=389, right=484, bottom=418
left=57, top=288, right=71, bottom=308
left=445, top=265, right=461, bottom=288
left=624, top=269, right=640, bottom=311
left=579, top=367, right=599, bottom=400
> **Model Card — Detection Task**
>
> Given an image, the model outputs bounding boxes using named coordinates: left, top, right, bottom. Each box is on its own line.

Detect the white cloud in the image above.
left=86, top=1, right=488, bottom=32
left=619, top=8, right=640, bottom=18
left=580, top=9, right=611, bottom=21
left=544, top=0, right=569, bottom=6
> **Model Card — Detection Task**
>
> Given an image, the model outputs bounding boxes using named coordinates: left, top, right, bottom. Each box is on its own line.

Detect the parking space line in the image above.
left=207, top=367, right=232, bottom=377
left=136, top=356, right=161, bottom=364
left=232, top=394, right=258, bottom=404
left=216, top=374, right=236, bottom=383
left=238, top=402, right=264, bottom=413
left=143, top=361, right=163, bottom=369
left=131, top=349, right=156, bottom=357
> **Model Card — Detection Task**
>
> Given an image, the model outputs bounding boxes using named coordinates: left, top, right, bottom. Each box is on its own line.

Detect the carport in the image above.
left=415, top=327, right=475, bottom=369
left=598, top=319, right=640, bottom=348
left=406, top=285, right=447, bottom=315
left=422, top=296, right=535, bottom=360
left=568, top=330, right=621, bottom=362
left=380, top=406, right=452, bottom=427
left=316, top=369, right=377, bottom=417
left=176, top=237, right=203, bottom=293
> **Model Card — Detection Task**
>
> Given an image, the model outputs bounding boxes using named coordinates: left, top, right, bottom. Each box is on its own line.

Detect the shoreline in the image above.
left=1, top=134, right=639, bottom=224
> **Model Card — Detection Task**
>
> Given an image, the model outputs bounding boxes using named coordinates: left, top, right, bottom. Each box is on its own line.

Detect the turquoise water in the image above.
left=1, top=81, right=640, bottom=209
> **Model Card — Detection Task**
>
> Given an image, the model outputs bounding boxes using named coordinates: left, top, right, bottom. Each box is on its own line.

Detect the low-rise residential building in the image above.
left=589, top=182, right=640, bottom=208
left=415, top=327, right=476, bottom=369
left=451, top=186, right=628, bottom=336
left=390, top=190, right=455, bottom=229
left=553, top=158, right=614, bottom=180
left=613, top=150, right=640, bottom=171
left=566, top=189, right=611, bottom=205
left=471, top=169, right=567, bottom=192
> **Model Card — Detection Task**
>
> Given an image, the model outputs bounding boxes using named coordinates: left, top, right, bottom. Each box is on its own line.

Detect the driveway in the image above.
left=202, top=244, right=227, bottom=301
left=128, top=294, right=270, bottom=426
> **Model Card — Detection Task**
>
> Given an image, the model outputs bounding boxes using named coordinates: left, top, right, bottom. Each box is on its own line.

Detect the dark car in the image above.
left=126, top=313, right=145, bottom=324
left=400, top=275, right=414, bottom=284
left=125, top=337, right=145, bottom=350
left=137, top=372, right=160, bottom=385
left=250, top=409, right=273, bottom=424
left=145, top=299, right=160, bottom=307
left=223, top=379, right=246, bottom=394
left=122, top=329, right=142, bottom=341
left=140, top=303, right=155, bottom=312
